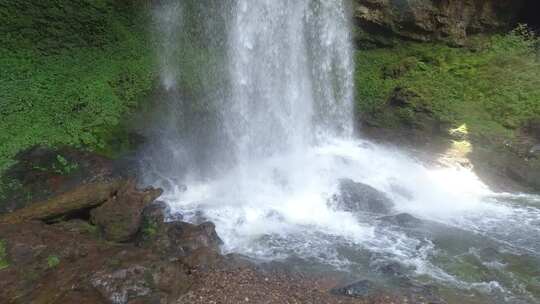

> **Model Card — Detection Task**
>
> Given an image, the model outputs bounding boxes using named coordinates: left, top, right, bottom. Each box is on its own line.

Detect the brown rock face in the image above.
left=90, top=180, right=163, bottom=242
left=0, top=221, right=195, bottom=304
left=137, top=202, right=223, bottom=262
left=353, top=0, right=526, bottom=45
left=0, top=180, right=125, bottom=225
left=0, top=146, right=117, bottom=214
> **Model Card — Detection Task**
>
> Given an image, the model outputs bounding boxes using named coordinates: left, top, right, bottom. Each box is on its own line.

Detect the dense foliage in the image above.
left=1, top=0, right=539, bottom=193
left=356, top=25, right=540, bottom=140
left=0, top=0, right=156, bottom=172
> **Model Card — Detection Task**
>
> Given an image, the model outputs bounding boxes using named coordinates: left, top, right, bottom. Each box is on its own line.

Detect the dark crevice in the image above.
left=43, top=206, right=94, bottom=224
left=518, top=0, right=540, bottom=31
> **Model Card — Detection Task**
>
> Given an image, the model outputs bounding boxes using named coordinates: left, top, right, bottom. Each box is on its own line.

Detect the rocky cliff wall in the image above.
left=353, top=0, right=526, bottom=46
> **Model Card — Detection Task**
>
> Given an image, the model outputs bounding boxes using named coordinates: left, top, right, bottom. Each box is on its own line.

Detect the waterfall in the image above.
left=144, top=1, right=540, bottom=303
left=225, top=0, right=354, bottom=162
left=143, top=0, right=355, bottom=182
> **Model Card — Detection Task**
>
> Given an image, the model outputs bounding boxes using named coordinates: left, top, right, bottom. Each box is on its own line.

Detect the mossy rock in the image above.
left=90, top=181, right=163, bottom=242
left=0, top=146, right=116, bottom=214
left=0, top=239, right=9, bottom=270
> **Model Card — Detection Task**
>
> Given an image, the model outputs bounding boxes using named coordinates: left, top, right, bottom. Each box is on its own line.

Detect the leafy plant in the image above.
left=47, top=255, right=60, bottom=268
left=53, top=155, right=79, bottom=175
left=141, top=218, right=159, bottom=239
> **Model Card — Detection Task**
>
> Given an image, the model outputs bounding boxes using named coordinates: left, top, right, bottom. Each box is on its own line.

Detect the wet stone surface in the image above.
left=331, top=179, right=394, bottom=214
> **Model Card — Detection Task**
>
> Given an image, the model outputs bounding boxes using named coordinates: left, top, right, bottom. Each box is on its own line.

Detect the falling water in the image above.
left=144, top=1, right=540, bottom=303
left=224, top=0, right=354, bottom=163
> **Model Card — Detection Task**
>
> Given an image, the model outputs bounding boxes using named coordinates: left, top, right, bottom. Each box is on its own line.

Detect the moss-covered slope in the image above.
left=0, top=0, right=156, bottom=172
left=355, top=26, right=540, bottom=191
left=356, top=26, right=540, bottom=136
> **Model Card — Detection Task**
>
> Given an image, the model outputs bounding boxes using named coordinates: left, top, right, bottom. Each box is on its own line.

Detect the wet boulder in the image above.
left=503, top=156, right=540, bottom=192
left=331, top=280, right=380, bottom=298
left=0, top=146, right=117, bottom=214
left=91, top=180, right=163, bottom=242
left=331, top=179, right=393, bottom=214
left=90, top=257, right=192, bottom=304
left=140, top=220, right=222, bottom=260
left=397, top=280, right=447, bottom=304
left=137, top=203, right=222, bottom=262
left=376, top=262, right=406, bottom=277
left=379, top=213, right=423, bottom=228
left=389, top=183, right=414, bottom=200
left=0, top=218, right=194, bottom=304
left=478, top=247, right=501, bottom=263
left=530, top=144, right=540, bottom=158
left=137, top=203, right=224, bottom=270
left=53, top=219, right=99, bottom=237
left=0, top=180, right=125, bottom=225
left=140, top=201, right=170, bottom=226
left=524, top=118, right=540, bottom=141
left=151, top=261, right=192, bottom=297
left=166, top=221, right=222, bottom=254
left=91, top=265, right=154, bottom=304
left=0, top=221, right=114, bottom=303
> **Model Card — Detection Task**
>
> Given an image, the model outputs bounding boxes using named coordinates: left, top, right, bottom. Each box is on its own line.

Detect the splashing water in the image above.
left=224, top=0, right=354, bottom=161
left=145, top=1, right=540, bottom=303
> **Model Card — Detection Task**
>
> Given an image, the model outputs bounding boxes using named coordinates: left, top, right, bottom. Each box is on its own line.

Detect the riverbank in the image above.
left=2, top=146, right=538, bottom=304
left=0, top=147, right=435, bottom=304
left=355, top=28, right=540, bottom=193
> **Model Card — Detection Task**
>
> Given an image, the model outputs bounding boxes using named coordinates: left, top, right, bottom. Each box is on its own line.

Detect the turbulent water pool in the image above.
left=142, top=1, right=540, bottom=303
left=156, top=139, right=540, bottom=304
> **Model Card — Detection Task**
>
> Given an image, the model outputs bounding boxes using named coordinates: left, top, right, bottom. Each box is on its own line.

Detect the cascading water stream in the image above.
left=224, top=0, right=354, bottom=161
left=144, top=1, right=540, bottom=303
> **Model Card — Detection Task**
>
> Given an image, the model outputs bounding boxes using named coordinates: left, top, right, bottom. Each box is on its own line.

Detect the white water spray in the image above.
left=147, top=1, right=540, bottom=303
left=224, top=0, right=354, bottom=162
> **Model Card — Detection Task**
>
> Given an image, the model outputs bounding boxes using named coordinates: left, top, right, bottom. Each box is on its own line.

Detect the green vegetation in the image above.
left=30, top=154, right=79, bottom=176
left=0, top=179, right=23, bottom=204
left=46, top=254, right=60, bottom=268
left=141, top=218, right=159, bottom=239
left=0, top=239, right=8, bottom=270
left=356, top=25, right=540, bottom=140
left=53, top=155, right=79, bottom=175
left=0, top=0, right=156, bottom=173
left=81, top=222, right=99, bottom=237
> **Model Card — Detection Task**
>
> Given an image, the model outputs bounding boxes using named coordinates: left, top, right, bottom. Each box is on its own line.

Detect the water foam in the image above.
left=147, top=1, right=540, bottom=302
